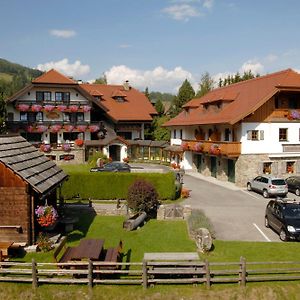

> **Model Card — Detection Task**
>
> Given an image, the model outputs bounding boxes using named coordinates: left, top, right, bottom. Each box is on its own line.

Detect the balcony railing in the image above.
left=183, top=140, right=241, bottom=157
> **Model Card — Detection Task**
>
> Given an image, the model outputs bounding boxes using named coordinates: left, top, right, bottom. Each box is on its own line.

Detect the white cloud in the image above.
left=203, top=0, right=214, bottom=9
left=239, top=60, right=264, bottom=74
left=37, top=58, right=90, bottom=77
left=162, top=4, right=202, bottom=21
left=49, top=29, right=76, bottom=38
left=105, top=65, right=195, bottom=93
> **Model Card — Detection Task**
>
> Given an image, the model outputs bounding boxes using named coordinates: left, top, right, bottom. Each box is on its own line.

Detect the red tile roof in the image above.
left=81, top=84, right=157, bottom=122
left=164, top=69, right=300, bottom=127
left=32, top=69, right=77, bottom=85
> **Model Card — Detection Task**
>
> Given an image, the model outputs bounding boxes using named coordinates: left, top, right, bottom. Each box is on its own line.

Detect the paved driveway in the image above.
left=182, top=173, right=298, bottom=242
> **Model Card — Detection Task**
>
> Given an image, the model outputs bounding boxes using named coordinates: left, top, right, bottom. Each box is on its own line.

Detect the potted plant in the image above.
left=76, top=125, right=87, bottom=132
left=181, top=142, right=190, bottom=151
left=44, top=105, right=55, bottom=112
left=62, top=143, right=71, bottom=152
left=75, top=139, right=84, bottom=147
left=194, top=142, right=204, bottom=152
left=210, top=144, right=220, bottom=155
left=31, top=104, right=43, bottom=112
left=82, top=105, right=91, bottom=112
left=35, top=205, right=58, bottom=228
left=69, top=105, right=79, bottom=112
left=16, top=104, right=30, bottom=111
left=40, top=144, right=51, bottom=152
left=88, top=125, right=100, bottom=133
left=56, top=105, right=67, bottom=112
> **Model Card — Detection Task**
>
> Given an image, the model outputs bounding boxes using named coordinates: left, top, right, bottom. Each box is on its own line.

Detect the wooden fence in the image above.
left=1, top=257, right=300, bottom=289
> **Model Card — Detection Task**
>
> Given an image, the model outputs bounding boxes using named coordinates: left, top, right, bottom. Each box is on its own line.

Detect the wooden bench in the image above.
left=53, top=236, right=75, bottom=264
left=102, top=240, right=123, bottom=269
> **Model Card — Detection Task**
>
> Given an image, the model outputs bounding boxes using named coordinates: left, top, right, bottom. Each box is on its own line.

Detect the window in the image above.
left=20, top=112, right=27, bottom=121
left=173, top=130, right=177, bottom=139
left=7, top=112, right=14, bottom=121
left=44, top=92, right=51, bottom=101
left=279, top=128, right=288, bottom=141
left=247, top=130, right=264, bottom=141
left=224, top=128, right=230, bottom=141
left=36, top=112, right=43, bottom=121
left=55, top=92, right=70, bottom=102
left=77, top=112, right=84, bottom=122
left=263, top=162, right=272, bottom=174
left=36, top=91, right=51, bottom=102
left=63, top=113, right=70, bottom=122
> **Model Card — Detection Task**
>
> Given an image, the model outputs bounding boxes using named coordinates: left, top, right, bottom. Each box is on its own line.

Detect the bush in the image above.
left=127, top=180, right=159, bottom=213
left=36, top=233, right=54, bottom=252
left=88, top=151, right=108, bottom=167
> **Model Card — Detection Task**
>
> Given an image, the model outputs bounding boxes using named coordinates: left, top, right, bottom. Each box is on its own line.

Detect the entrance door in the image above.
left=109, top=145, right=121, bottom=161
left=227, top=159, right=236, bottom=183
left=50, top=133, right=57, bottom=144
left=196, top=154, right=202, bottom=172
left=210, top=157, right=217, bottom=178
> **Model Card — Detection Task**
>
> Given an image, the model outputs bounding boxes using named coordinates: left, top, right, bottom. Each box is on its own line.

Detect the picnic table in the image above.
left=70, top=239, right=104, bottom=261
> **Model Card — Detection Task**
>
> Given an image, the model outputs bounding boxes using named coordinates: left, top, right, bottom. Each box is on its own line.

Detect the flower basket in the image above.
left=69, top=105, right=79, bottom=112
left=16, top=104, right=30, bottom=112
left=26, top=125, right=35, bottom=133
left=194, top=142, right=204, bottom=152
left=64, top=125, right=74, bottom=132
left=56, top=105, right=67, bottom=112
left=209, top=144, right=221, bottom=155
left=36, top=125, right=48, bottom=133
left=50, top=124, right=62, bottom=133
left=82, top=105, right=91, bottom=112
left=62, top=143, right=71, bottom=152
left=287, top=110, right=300, bottom=120
left=44, top=105, right=55, bottom=112
left=40, top=144, right=51, bottom=152
left=35, top=205, right=58, bottom=227
left=181, top=142, right=190, bottom=151
left=75, top=139, right=84, bottom=147
left=76, top=125, right=87, bottom=132
left=31, top=104, right=43, bottom=112
left=88, top=125, right=100, bottom=133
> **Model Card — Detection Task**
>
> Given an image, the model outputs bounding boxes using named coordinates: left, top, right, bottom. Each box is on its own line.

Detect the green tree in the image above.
left=152, top=116, right=171, bottom=141
left=196, top=72, right=214, bottom=98
left=94, top=74, right=107, bottom=84
left=144, top=87, right=150, bottom=100
left=154, top=98, right=164, bottom=116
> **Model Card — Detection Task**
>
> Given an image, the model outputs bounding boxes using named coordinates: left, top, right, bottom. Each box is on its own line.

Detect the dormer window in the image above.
left=204, top=104, right=208, bottom=110
left=115, top=96, right=125, bottom=102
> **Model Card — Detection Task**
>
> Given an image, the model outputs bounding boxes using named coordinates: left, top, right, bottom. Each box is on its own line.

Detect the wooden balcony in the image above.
left=183, top=140, right=241, bottom=158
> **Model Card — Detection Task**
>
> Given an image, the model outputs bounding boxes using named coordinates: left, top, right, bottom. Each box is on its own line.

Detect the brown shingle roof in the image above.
left=164, top=69, right=300, bottom=127
left=81, top=84, right=157, bottom=122
left=32, top=69, right=77, bottom=85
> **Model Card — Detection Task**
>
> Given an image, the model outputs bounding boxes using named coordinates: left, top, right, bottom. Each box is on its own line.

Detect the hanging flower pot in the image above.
left=35, top=205, right=58, bottom=227
left=76, top=125, right=87, bottom=132
left=26, top=125, right=35, bottom=133
left=82, top=105, right=91, bottom=112
left=40, top=144, right=51, bottom=152
left=31, top=104, right=43, bottom=112
left=64, top=125, right=74, bottom=132
left=44, top=105, right=55, bottom=112
left=194, top=142, right=204, bottom=152
left=36, top=125, right=48, bottom=133
left=181, top=142, right=190, bottom=151
left=75, top=139, right=84, bottom=147
left=56, top=105, right=67, bottom=112
left=62, top=143, right=71, bottom=152
left=69, top=105, right=79, bottom=112
left=210, top=144, right=221, bottom=155
left=50, top=124, right=62, bottom=133
left=88, top=125, right=100, bottom=133
left=16, top=104, right=30, bottom=112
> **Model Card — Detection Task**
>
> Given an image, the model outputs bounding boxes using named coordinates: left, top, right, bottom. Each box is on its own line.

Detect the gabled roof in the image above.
left=164, top=69, right=300, bottom=127
left=81, top=84, right=157, bottom=122
left=32, top=69, right=77, bottom=85
left=0, top=135, right=68, bottom=196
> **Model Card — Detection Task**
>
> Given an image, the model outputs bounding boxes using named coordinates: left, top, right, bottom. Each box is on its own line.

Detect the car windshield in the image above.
left=282, top=206, right=300, bottom=219
left=271, top=179, right=286, bottom=186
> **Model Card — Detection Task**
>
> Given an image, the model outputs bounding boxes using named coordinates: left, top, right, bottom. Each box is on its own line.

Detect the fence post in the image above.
left=142, top=260, right=148, bottom=289
left=32, top=258, right=38, bottom=289
left=239, top=256, right=246, bottom=287
left=205, top=259, right=211, bottom=289
left=88, top=259, right=93, bottom=290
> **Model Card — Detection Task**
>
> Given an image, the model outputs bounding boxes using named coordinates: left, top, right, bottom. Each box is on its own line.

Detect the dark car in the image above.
left=90, top=162, right=131, bottom=173
left=285, top=176, right=300, bottom=196
left=265, top=199, right=300, bottom=241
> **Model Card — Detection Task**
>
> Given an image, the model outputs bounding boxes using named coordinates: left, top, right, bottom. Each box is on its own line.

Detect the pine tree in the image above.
left=196, top=72, right=214, bottom=98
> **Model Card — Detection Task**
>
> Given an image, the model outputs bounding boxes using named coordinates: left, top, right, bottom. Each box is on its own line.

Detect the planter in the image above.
left=123, top=212, right=147, bottom=231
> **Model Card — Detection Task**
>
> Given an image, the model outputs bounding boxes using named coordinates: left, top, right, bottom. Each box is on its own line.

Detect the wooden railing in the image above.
left=183, top=140, right=241, bottom=157
left=1, top=258, right=300, bottom=289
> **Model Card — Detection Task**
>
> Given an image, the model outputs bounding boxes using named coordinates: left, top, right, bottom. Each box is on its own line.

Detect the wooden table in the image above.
left=0, top=242, right=13, bottom=257
left=71, top=239, right=104, bottom=260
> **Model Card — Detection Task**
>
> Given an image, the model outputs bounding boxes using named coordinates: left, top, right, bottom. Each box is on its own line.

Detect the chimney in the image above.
left=123, top=80, right=130, bottom=91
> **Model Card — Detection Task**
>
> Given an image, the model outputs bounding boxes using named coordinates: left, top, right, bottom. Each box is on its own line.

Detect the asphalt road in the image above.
left=182, top=173, right=300, bottom=242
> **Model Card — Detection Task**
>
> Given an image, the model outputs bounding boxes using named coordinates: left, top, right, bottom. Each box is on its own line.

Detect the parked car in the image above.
left=90, top=162, right=131, bottom=172
left=265, top=199, right=300, bottom=241
left=246, top=175, right=288, bottom=198
left=285, top=176, right=300, bottom=196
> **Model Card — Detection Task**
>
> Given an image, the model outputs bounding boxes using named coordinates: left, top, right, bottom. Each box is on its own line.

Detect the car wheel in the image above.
left=264, top=216, right=270, bottom=228
left=263, top=189, right=269, bottom=198
left=247, top=183, right=252, bottom=191
left=279, top=229, right=288, bottom=242
left=296, top=188, right=300, bottom=196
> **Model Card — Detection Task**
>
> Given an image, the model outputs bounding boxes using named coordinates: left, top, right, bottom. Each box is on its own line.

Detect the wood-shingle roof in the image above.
left=0, top=135, right=68, bottom=196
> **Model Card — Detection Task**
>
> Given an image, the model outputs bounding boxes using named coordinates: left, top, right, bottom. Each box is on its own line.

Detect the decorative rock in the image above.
left=193, top=228, right=213, bottom=253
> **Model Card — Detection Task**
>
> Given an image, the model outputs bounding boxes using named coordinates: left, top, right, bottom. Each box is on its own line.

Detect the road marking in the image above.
left=242, top=190, right=261, bottom=199
left=253, top=223, right=271, bottom=242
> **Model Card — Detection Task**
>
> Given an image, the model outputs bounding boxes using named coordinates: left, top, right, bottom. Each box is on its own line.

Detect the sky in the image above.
left=1, top=0, right=300, bottom=93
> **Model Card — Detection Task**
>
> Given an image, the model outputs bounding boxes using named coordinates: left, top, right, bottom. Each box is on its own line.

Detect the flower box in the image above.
left=287, top=110, right=300, bottom=120
left=31, top=104, right=43, bottom=112
left=209, top=144, right=221, bottom=155
left=16, top=104, right=30, bottom=112
left=35, top=205, right=58, bottom=227
left=76, top=125, right=87, bottom=132
left=40, top=144, right=51, bottom=152
left=181, top=142, right=190, bottom=151
left=36, top=125, right=48, bottom=133
left=69, top=105, right=79, bottom=112
left=56, top=105, right=67, bottom=112
left=64, top=125, right=74, bottom=132
left=82, top=105, right=91, bottom=112
left=50, top=124, right=62, bottom=133
left=44, top=105, right=55, bottom=112
left=194, top=142, right=204, bottom=152
left=88, top=125, right=100, bottom=133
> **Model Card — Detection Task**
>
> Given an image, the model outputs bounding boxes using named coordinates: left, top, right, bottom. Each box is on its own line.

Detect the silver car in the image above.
left=247, top=175, right=288, bottom=198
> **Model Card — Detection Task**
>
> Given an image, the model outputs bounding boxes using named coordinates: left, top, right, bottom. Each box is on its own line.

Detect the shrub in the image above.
left=36, top=233, right=54, bottom=252
left=88, top=151, right=108, bottom=167
left=127, top=179, right=159, bottom=213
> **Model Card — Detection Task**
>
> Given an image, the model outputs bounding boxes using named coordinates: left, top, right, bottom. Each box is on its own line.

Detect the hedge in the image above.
left=61, top=172, right=176, bottom=200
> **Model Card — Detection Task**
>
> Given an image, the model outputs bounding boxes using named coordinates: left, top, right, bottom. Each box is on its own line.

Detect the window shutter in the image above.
left=259, top=130, right=264, bottom=140
left=247, top=131, right=251, bottom=140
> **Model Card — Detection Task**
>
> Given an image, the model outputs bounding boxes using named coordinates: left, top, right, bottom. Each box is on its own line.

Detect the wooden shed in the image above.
left=0, top=134, right=68, bottom=245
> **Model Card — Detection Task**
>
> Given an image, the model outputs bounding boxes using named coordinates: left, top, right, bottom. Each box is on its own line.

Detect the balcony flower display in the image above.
left=50, top=124, right=62, bottom=133
left=76, top=125, right=87, bottom=132
left=26, top=125, right=35, bottom=133
left=180, top=142, right=190, bottom=151
left=83, top=105, right=91, bottom=112
left=35, top=205, right=58, bottom=227
left=44, top=105, right=55, bottom=112
left=16, top=104, right=30, bottom=112
left=193, top=142, right=204, bottom=152
left=56, top=105, right=67, bottom=112
left=88, top=125, right=100, bottom=133
left=287, top=110, right=300, bottom=120
left=31, top=104, right=43, bottom=112
left=62, top=143, right=71, bottom=152
left=75, top=139, right=84, bottom=147
left=209, top=144, right=221, bottom=155
left=40, top=144, right=51, bottom=153
left=36, top=125, right=48, bottom=133
left=64, top=125, right=74, bottom=132
left=69, top=105, right=79, bottom=112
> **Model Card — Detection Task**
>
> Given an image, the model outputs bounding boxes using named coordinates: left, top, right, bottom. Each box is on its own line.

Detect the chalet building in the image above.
left=0, top=135, right=68, bottom=245
left=6, top=70, right=157, bottom=163
left=164, top=69, right=300, bottom=186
